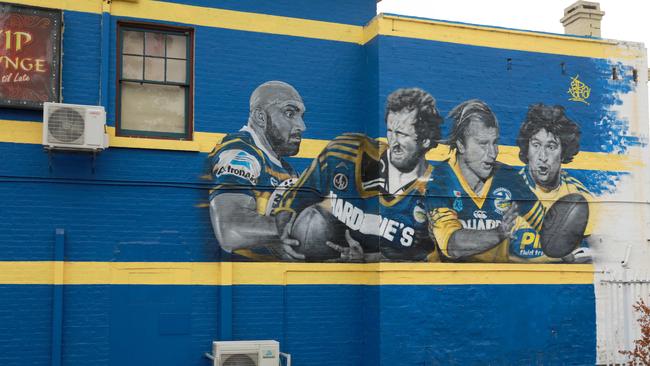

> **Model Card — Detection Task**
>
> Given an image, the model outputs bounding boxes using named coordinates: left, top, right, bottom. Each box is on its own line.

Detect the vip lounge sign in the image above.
left=0, top=3, right=61, bottom=109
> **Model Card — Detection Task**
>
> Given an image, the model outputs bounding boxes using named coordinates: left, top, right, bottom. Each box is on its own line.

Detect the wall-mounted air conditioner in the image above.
left=42, top=102, right=108, bottom=151
left=208, top=340, right=290, bottom=366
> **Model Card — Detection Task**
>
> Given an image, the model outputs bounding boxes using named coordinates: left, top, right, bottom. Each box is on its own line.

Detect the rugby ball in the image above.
left=290, top=204, right=346, bottom=261
left=540, top=193, right=589, bottom=258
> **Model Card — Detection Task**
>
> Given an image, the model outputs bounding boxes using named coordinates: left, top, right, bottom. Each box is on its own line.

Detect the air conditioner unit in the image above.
left=209, top=340, right=288, bottom=366
left=42, top=102, right=108, bottom=151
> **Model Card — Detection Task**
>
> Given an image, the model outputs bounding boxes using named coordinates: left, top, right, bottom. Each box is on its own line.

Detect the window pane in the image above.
left=145, top=32, right=165, bottom=57
left=166, top=34, right=186, bottom=59
left=166, top=59, right=186, bottom=83
left=122, top=31, right=143, bottom=54
left=144, top=57, right=164, bottom=81
left=122, top=55, right=143, bottom=80
left=120, top=82, right=186, bottom=134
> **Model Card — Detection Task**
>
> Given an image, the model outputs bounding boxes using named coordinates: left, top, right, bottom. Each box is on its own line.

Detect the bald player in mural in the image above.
left=208, top=81, right=306, bottom=260
left=516, top=103, right=593, bottom=263
left=425, top=99, right=546, bottom=262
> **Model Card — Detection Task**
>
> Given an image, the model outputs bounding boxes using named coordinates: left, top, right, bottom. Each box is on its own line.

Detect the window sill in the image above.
left=108, top=127, right=201, bottom=152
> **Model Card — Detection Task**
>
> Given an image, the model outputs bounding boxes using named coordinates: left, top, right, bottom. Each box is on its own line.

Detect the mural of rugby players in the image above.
left=516, top=104, right=593, bottom=263
left=425, top=99, right=547, bottom=263
left=275, top=88, right=444, bottom=262
left=208, top=81, right=306, bottom=261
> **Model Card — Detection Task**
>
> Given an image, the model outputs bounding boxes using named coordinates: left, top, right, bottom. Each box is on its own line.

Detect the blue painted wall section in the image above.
left=0, top=0, right=638, bottom=365
left=0, top=286, right=54, bottom=365
left=0, top=284, right=596, bottom=365
left=379, top=284, right=596, bottom=365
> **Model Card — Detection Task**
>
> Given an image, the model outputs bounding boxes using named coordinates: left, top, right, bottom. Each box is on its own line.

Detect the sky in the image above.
left=377, top=0, right=650, bottom=46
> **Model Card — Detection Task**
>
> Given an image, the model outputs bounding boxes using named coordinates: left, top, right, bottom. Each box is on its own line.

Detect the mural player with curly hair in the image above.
left=516, top=104, right=595, bottom=263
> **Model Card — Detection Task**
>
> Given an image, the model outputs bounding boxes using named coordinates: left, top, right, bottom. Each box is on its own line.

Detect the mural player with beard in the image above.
left=275, top=88, right=444, bottom=262
left=208, top=81, right=306, bottom=261
left=516, top=104, right=594, bottom=263
left=425, top=100, right=547, bottom=263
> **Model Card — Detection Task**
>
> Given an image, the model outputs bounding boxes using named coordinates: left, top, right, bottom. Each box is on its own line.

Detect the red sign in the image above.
left=0, top=3, right=61, bottom=109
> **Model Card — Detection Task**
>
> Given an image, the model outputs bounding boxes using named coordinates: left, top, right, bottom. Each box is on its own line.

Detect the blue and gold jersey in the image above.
left=519, top=167, right=595, bottom=239
left=208, top=126, right=298, bottom=214
left=208, top=126, right=298, bottom=260
left=276, top=134, right=437, bottom=261
left=425, top=155, right=546, bottom=263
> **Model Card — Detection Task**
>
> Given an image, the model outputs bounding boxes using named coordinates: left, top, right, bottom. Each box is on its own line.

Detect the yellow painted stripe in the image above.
left=0, top=261, right=594, bottom=285
left=11, top=1, right=641, bottom=59
left=0, top=119, right=204, bottom=152
left=362, top=16, right=380, bottom=45
left=377, top=15, right=643, bottom=60
left=3, top=119, right=639, bottom=172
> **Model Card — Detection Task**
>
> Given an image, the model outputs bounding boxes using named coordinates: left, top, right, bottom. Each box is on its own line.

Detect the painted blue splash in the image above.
left=565, top=168, right=629, bottom=196
left=587, top=58, right=643, bottom=153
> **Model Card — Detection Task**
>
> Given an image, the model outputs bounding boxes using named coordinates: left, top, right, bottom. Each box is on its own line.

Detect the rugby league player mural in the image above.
left=208, top=81, right=594, bottom=263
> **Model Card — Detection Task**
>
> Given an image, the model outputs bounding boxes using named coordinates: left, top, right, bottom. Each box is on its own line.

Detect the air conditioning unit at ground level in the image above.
left=207, top=340, right=291, bottom=366
left=42, top=102, right=108, bottom=151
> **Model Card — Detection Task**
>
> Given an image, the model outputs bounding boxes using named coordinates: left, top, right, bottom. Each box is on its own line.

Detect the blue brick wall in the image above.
left=0, top=286, right=53, bottom=366
left=379, top=285, right=596, bottom=365
left=60, top=11, right=102, bottom=106
left=63, top=285, right=111, bottom=366
left=0, top=3, right=611, bottom=366
left=0, top=177, right=216, bottom=261
left=0, top=284, right=596, bottom=366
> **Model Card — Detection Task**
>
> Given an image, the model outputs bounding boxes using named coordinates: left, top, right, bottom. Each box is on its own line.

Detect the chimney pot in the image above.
left=560, top=1, right=605, bottom=37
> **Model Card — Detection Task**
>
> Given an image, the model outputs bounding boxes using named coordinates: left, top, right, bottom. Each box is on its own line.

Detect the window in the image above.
left=117, top=23, right=193, bottom=139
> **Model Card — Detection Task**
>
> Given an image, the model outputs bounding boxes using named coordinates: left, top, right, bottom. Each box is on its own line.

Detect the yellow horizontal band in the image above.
left=2, top=119, right=640, bottom=172
left=8, top=1, right=642, bottom=59
left=376, top=15, right=642, bottom=60
left=0, top=261, right=594, bottom=285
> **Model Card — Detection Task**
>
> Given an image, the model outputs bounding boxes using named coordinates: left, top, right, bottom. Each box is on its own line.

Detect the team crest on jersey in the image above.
left=453, top=198, right=463, bottom=212
left=493, top=187, right=512, bottom=214
left=214, top=149, right=261, bottom=184
left=333, top=173, right=348, bottom=190
left=413, top=202, right=427, bottom=224
left=265, top=178, right=298, bottom=215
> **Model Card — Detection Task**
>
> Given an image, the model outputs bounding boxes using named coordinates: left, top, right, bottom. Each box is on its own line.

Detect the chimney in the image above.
left=560, top=1, right=605, bottom=37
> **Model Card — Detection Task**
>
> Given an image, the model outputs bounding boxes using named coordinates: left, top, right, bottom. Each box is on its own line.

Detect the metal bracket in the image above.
left=280, top=352, right=292, bottom=366
left=44, top=147, right=101, bottom=174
